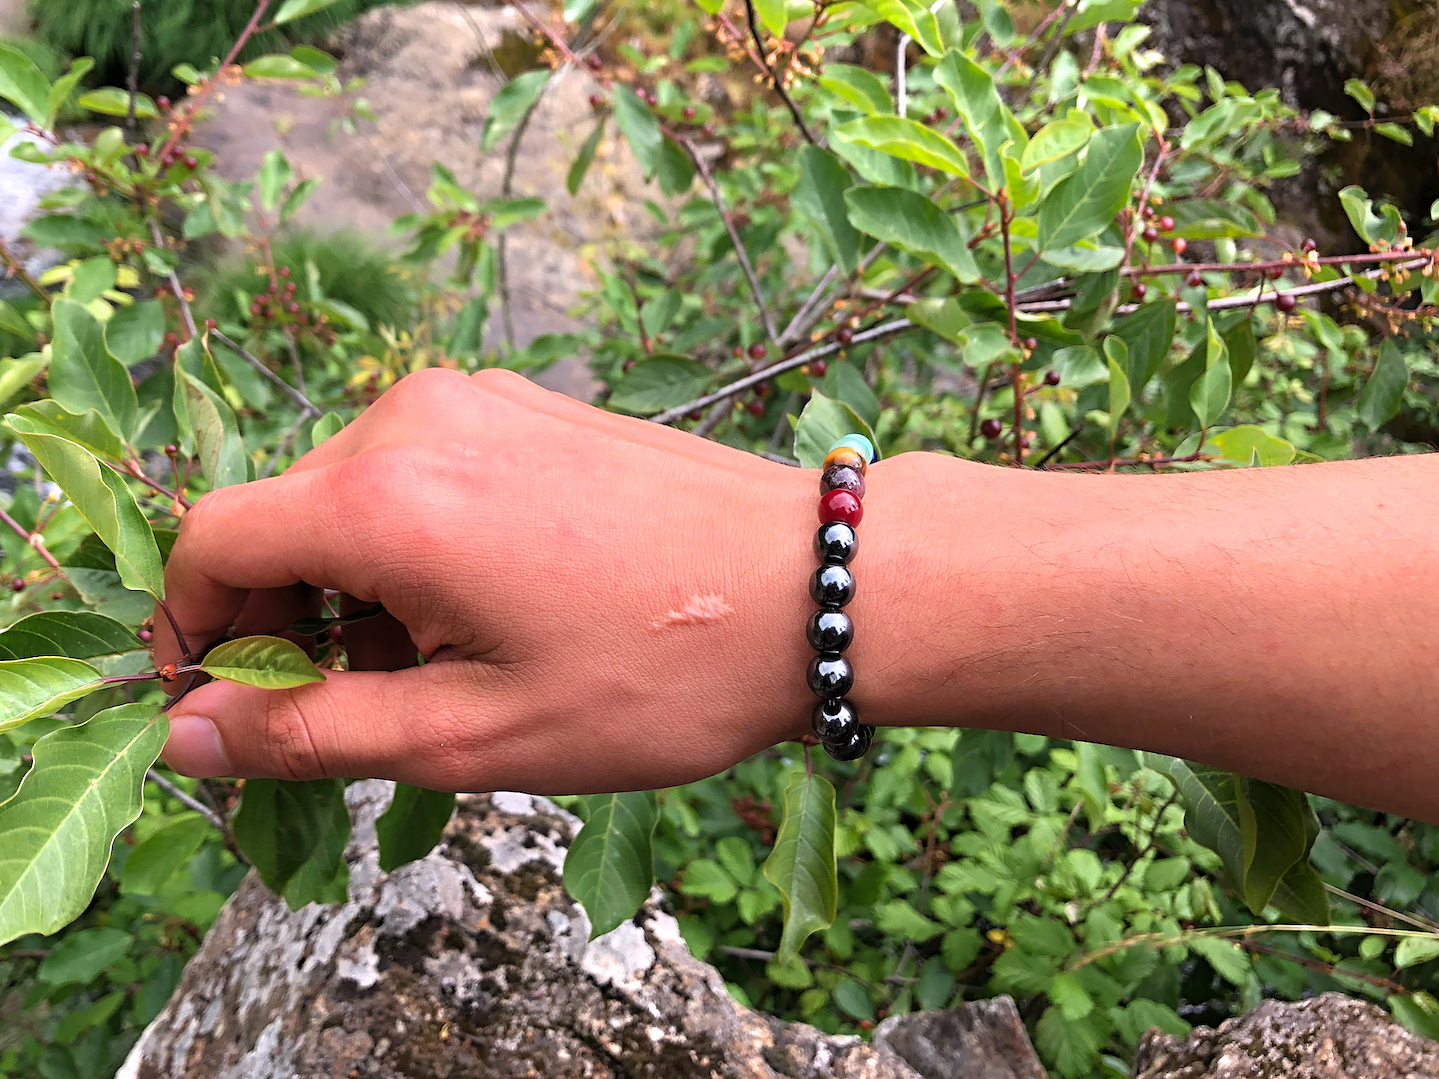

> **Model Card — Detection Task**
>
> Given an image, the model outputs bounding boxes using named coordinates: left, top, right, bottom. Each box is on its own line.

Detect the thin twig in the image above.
left=146, top=769, right=225, bottom=831
left=679, top=135, right=779, bottom=345
left=0, top=508, right=67, bottom=580
left=896, top=34, right=910, bottom=117
left=118, top=459, right=191, bottom=510
left=737, top=0, right=818, bottom=146
left=650, top=317, right=913, bottom=424
left=1031, top=423, right=1084, bottom=467
left=498, top=79, right=552, bottom=351
left=1127, top=247, right=1431, bottom=278
left=210, top=330, right=317, bottom=414
left=157, top=0, right=270, bottom=160
left=1099, top=792, right=1179, bottom=904
left=0, top=241, right=50, bottom=308
left=510, top=0, right=584, bottom=65
left=126, top=2, right=142, bottom=132
left=1121, top=141, right=1169, bottom=271
left=779, top=266, right=839, bottom=347
left=995, top=0, right=1070, bottom=78
left=147, top=221, right=197, bottom=338
left=259, top=408, right=314, bottom=479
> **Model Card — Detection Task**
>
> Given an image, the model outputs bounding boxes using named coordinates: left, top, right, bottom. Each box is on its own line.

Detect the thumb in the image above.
left=162, top=665, right=478, bottom=785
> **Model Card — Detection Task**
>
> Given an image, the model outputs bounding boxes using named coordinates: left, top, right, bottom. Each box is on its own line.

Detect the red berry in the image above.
left=1044, top=370, right=1061, bottom=386
left=1142, top=226, right=1158, bottom=242
left=589, top=93, right=605, bottom=108
left=1158, top=216, right=1175, bottom=233
left=184, top=156, right=197, bottom=169
left=688, top=409, right=703, bottom=420
left=621, top=359, right=635, bottom=372
left=748, top=343, right=767, bottom=361
left=157, top=96, right=170, bottom=110
left=279, top=266, right=291, bottom=278
left=1171, top=237, right=1187, bottom=255
left=204, top=318, right=217, bottom=330
left=137, top=628, right=153, bottom=642
left=1132, top=281, right=1148, bottom=300
left=810, top=359, right=827, bottom=377
left=1301, top=238, right=1317, bottom=253
left=250, top=302, right=262, bottom=316
left=746, top=398, right=766, bottom=416
left=702, top=123, right=715, bottom=137
left=586, top=53, right=603, bottom=71
left=836, top=326, right=854, bottom=345
left=1020, top=436, right=1032, bottom=449
left=1023, top=337, right=1038, bottom=351
left=980, top=417, right=1003, bottom=439
left=1275, top=292, right=1297, bottom=312
left=1266, top=267, right=1284, bottom=280
left=683, top=106, right=696, bottom=120
left=288, top=303, right=300, bottom=315
left=1186, top=269, right=1204, bottom=288
left=164, top=443, right=178, bottom=456
left=754, top=381, right=771, bottom=397
left=732, top=346, right=744, bottom=358
left=934, top=106, right=947, bottom=119
left=135, top=143, right=149, bottom=156
left=1141, top=205, right=1155, bottom=219
left=9, top=578, right=23, bottom=593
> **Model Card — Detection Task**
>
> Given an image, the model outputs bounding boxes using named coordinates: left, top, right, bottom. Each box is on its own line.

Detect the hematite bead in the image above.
left=807, top=609, right=853, bottom=652
left=814, top=521, right=857, bottom=565
left=821, top=464, right=866, bottom=499
left=810, top=564, right=855, bottom=607
left=823, top=722, right=874, bottom=762
left=807, top=653, right=854, bottom=697
left=812, top=696, right=859, bottom=741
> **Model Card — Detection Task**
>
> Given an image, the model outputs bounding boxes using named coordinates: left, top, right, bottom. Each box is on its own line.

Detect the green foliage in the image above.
left=2, top=3, right=1439, bottom=1075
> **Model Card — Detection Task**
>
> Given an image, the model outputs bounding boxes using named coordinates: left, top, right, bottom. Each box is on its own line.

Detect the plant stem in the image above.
left=126, top=2, right=142, bottom=132
left=210, top=330, right=317, bottom=414
left=0, top=241, right=50, bottom=308
left=1126, top=247, right=1432, bottom=278
left=1000, top=194, right=1024, bottom=466
left=736, top=1, right=818, bottom=146
left=148, top=221, right=198, bottom=338
left=157, top=0, right=270, bottom=160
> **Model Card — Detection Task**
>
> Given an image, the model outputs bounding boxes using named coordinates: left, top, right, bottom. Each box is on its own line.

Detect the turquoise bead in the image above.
left=831, top=433, right=875, bottom=464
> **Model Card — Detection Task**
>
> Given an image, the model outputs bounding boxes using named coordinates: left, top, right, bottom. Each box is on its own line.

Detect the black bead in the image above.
left=823, top=723, right=874, bottom=762
left=807, top=610, right=853, bottom=653
left=812, top=696, right=858, bottom=741
left=807, top=653, right=854, bottom=697
left=810, top=564, right=855, bottom=608
left=814, top=521, right=858, bottom=566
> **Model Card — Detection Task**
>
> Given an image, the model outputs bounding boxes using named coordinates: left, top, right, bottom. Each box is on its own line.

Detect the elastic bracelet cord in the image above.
left=808, top=434, right=876, bottom=761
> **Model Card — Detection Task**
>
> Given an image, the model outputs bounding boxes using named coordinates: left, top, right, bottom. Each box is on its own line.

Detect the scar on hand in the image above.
left=651, top=592, right=734, bottom=629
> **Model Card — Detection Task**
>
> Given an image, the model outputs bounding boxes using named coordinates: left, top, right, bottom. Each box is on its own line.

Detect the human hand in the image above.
left=156, top=368, right=908, bottom=793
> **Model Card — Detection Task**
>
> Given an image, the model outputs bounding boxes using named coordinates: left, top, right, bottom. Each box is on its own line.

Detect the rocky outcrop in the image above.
left=1133, top=992, right=1439, bottom=1079
left=115, top=782, right=1050, bottom=1079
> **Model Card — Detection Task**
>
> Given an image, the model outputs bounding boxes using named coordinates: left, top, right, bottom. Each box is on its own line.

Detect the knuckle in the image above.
left=470, top=366, right=530, bottom=394
left=387, top=366, right=471, bottom=407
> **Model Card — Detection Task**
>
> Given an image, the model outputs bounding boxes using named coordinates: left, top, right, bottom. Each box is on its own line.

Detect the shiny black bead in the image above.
left=807, top=653, right=854, bottom=697
left=810, top=564, right=855, bottom=608
left=812, top=696, right=859, bottom=741
left=807, top=609, right=853, bottom=653
left=814, top=521, right=857, bottom=566
left=823, top=723, right=874, bottom=761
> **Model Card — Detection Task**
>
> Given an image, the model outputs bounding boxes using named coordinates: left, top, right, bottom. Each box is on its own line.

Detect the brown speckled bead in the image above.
left=822, top=446, right=866, bottom=474
left=821, top=464, right=865, bottom=499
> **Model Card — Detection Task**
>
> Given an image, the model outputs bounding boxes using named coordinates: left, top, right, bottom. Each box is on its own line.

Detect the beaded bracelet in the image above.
left=808, top=434, right=877, bottom=761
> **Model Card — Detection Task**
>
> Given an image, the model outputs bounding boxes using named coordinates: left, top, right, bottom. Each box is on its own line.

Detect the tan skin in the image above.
left=157, top=367, right=1439, bottom=822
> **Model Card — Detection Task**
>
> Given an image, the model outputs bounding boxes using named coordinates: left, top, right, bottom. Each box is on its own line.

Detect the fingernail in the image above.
left=164, top=715, right=232, bottom=778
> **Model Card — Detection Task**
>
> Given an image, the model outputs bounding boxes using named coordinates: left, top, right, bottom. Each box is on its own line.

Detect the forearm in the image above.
left=857, top=452, right=1439, bottom=821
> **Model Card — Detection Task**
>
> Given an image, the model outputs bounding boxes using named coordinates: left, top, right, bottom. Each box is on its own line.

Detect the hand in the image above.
left=156, top=368, right=907, bottom=793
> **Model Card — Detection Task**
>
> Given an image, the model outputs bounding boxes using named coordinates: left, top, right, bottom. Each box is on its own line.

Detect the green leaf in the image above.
left=907, top=297, right=972, bottom=344
left=75, top=88, right=157, bottom=119
left=1210, top=425, right=1296, bottom=467
left=481, top=70, right=550, bottom=152
left=833, top=978, right=874, bottom=1020
left=44, top=57, right=94, bottom=127
left=762, top=772, right=837, bottom=963
left=1269, top=857, right=1329, bottom=924
left=823, top=361, right=880, bottom=428
left=1036, top=124, right=1142, bottom=252
left=1111, top=299, right=1176, bottom=391
left=311, top=411, right=344, bottom=449
left=567, top=116, right=607, bottom=196
left=950, top=728, right=1014, bottom=797
left=232, top=779, right=350, bottom=909
left=793, top=147, right=861, bottom=275
left=0, top=611, right=140, bottom=661
left=1105, top=344, right=1131, bottom=423
left=11, top=401, right=123, bottom=459
left=715, top=835, right=756, bottom=887
left=49, top=299, right=138, bottom=441
left=1047, top=970, right=1094, bottom=1020
left=1035, top=1004, right=1109, bottom=1079
left=793, top=391, right=877, bottom=469
left=1235, top=779, right=1310, bottom=914
left=875, top=898, right=942, bottom=941
left=0, top=703, right=168, bottom=944
left=68, top=257, right=116, bottom=304
left=835, top=117, right=970, bottom=178
left=120, top=813, right=210, bottom=895
left=612, top=85, right=666, bottom=184
left=0, top=658, right=103, bottom=734
left=376, top=784, right=456, bottom=873
left=753, top=0, right=788, bottom=37
left=37, top=926, right=132, bottom=985
left=609, top=355, right=712, bottom=415
left=105, top=300, right=166, bottom=366
left=1021, top=118, right=1092, bottom=172
left=1074, top=742, right=1109, bottom=831
left=0, top=43, right=51, bottom=125
left=201, top=635, right=325, bottom=689
left=1189, top=936, right=1250, bottom=986
left=1161, top=760, right=1248, bottom=896
left=6, top=417, right=165, bottom=598
left=1390, top=991, right=1439, bottom=1042
left=844, top=185, right=980, bottom=283
left=1189, top=319, right=1231, bottom=429
left=280, top=177, right=321, bottom=223
left=680, top=857, right=737, bottom=903
left=868, top=0, right=943, bottom=56
left=258, top=150, right=293, bottom=213
left=1357, top=339, right=1408, bottom=430
left=175, top=370, right=249, bottom=488
left=274, top=0, right=341, bottom=21
left=1375, top=122, right=1413, bottom=146
left=242, top=55, right=318, bottom=80
left=563, top=791, right=658, bottom=938
left=1338, top=186, right=1401, bottom=247
left=1395, top=935, right=1439, bottom=970
left=933, top=49, right=1013, bottom=183
left=1040, top=244, right=1124, bottom=273
left=817, top=64, right=894, bottom=115
left=1343, top=77, right=1375, bottom=114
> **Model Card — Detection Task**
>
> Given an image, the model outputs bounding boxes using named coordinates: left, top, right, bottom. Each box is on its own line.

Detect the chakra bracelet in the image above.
left=808, top=434, right=876, bottom=761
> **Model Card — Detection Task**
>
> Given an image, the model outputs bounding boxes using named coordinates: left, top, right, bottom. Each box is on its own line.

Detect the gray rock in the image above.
left=0, top=129, right=71, bottom=290
left=117, top=781, right=1046, bottom=1079
left=1132, top=992, right=1439, bottom=1079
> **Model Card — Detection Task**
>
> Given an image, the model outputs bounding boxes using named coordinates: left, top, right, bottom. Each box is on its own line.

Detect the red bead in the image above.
left=819, top=489, right=863, bottom=527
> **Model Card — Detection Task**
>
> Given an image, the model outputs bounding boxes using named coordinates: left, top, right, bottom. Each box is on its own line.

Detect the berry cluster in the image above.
left=807, top=435, right=876, bottom=761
